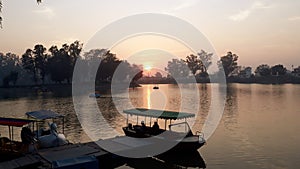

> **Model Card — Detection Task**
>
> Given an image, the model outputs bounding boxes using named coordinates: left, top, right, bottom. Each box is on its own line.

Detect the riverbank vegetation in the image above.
left=0, top=41, right=143, bottom=88
left=1, top=41, right=300, bottom=88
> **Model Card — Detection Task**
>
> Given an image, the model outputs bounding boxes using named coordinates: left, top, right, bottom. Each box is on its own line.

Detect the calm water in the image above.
left=0, top=84, right=300, bottom=168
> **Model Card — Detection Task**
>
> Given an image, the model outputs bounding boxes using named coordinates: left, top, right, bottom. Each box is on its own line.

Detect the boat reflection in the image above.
left=125, top=151, right=206, bottom=169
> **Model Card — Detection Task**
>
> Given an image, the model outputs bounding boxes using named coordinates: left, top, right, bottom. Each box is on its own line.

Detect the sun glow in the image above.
left=144, top=65, right=152, bottom=71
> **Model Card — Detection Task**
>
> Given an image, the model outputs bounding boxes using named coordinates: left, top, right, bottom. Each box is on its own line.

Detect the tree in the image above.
left=64, top=41, right=83, bottom=83
left=197, top=50, right=213, bottom=77
left=165, top=59, right=189, bottom=78
left=0, top=52, right=21, bottom=86
left=271, top=64, right=286, bottom=76
left=129, top=64, right=143, bottom=80
left=47, top=41, right=82, bottom=83
left=33, top=44, right=47, bottom=83
left=48, top=46, right=65, bottom=83
left=255, top=64, right=271, bottom=76
left=83, top=49, right=143, bottom=83
left=22, top=49, right=37, bottom=84
left=155, top=72, right=163, bottom=78
left=132, top=70, right=143, bottom=82
left=96, top=51, right=121, bottom=81
left=185, top=54, right=202, bottom=76
left=218, top=51, right=239, bottom=78
left=3, top=71, right=18, bottom=87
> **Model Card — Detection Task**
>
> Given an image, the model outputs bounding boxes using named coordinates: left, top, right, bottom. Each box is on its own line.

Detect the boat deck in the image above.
left=0, top=135, right=204, bottom=168
left=0, top=155, right=40, bottom=169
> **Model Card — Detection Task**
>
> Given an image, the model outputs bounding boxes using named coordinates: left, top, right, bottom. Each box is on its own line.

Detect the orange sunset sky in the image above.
left=0, top=0, right=299, bottom=71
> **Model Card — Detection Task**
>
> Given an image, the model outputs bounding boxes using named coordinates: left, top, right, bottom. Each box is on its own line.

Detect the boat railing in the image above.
left=169, top=122, right=191, bottom=133
left=195, top=131, right=205, bottom=143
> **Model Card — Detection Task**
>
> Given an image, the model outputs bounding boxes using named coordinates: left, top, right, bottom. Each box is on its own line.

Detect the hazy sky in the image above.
left=0, top=0, right=299, bottom=69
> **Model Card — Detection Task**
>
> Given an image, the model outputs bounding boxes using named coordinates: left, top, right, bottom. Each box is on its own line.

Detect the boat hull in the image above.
left=122, top=127, right=205, bottom=153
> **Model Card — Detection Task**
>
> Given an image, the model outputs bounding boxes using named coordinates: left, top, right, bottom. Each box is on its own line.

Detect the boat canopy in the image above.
left=26, top=110, right=64, bottom=120
left=0, top=117, right=35, bottom=127
left=123, top=108, right=195, bottom=120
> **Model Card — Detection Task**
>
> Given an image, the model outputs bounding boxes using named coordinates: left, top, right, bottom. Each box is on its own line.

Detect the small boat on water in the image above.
left=153, top=86, right=159, bottom=89
left=122, top=108, right=205, bottom=152
left=89, top=93, right=101, bottom=98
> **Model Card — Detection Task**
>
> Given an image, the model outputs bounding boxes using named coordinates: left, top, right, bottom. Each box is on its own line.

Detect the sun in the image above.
left=144, top=65, right=152, bottom=71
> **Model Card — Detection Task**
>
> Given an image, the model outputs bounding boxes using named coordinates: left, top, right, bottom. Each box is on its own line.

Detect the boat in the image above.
left=0, top=117, right=37, bottom=161
left=89, top=93, right=101, bottom=98
left=25, top=110, right=69, bottom=148
left=122, top=108, right=205, bottom=152
left=153, top=86, right=159, bottom=89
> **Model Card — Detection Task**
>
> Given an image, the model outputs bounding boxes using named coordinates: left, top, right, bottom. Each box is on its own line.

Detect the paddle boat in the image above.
left=122, top=108, right=205, bottom=152
left=0, top=117, right=38, bottom=161
left=25, top=110, right=68, bottom=148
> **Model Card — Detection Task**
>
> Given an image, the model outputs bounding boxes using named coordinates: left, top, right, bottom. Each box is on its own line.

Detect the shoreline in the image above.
left=1, top=80, right=300, bottom=89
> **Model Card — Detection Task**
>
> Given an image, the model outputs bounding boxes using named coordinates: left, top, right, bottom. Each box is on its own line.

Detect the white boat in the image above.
left=26, top=110, right=69, bottom=148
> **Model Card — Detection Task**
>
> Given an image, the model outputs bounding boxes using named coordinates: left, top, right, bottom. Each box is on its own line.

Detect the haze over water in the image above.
left=0, top=83, right=299, bottom=168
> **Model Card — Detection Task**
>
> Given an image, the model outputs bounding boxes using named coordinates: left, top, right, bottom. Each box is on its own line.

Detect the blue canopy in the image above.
left=26, top=110, right=64, bottom=120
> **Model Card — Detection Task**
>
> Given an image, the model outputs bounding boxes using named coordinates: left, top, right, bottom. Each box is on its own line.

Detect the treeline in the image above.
left=2, top=44, right=300, bottom=87
left=160, top=50, right=300, bottom=84
left=0, top=41, right=143, bottom=87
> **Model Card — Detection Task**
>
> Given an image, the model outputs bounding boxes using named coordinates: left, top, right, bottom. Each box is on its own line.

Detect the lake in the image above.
left=0, top=84, right=299, bottom=168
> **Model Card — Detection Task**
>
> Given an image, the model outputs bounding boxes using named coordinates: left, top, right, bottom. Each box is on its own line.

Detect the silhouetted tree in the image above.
left=0, top=52, right=21, bottom=86
left=22, top=49, right=37, bottom=84
left=48, top=45, right=65, bottom=83
left=113, top=60, right=132, bottom=81
left=3, top=71, right=18, bottom=87
left=292, top=66, right=300, bottom=74
left=83, top=49, right=142, bottom=83
left=198, top=50, right=213, bottom=77
left=129, top=64, right=143, bottom=84
left=155, top=72, right=163, bottom=78
left=165, top=59, right=189, bottom=78
left=46, top=41, right=82, bottom=83
left=185, top=54, right=202, bottom=76
left=255, top=64, right=271, bottom=76
left=96, top=51, right=121, bottom=81
left=33, top=44, right=48, bottom=84
left=271, top=64, right=286, bottom=76
left=64, top=41, right=82, bottom=83
left=218, top=52, right=239, bottom=78
left=132, top=71, right=143, bottom=82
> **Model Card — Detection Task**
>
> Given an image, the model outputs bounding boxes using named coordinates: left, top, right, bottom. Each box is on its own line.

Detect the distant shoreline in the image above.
left=137, top=76, right=300, bottom=85
left=1, top=77, right=300, bottom=89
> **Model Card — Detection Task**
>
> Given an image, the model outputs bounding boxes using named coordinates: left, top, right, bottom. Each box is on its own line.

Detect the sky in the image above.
left=0, top=0, right=300, bottom=70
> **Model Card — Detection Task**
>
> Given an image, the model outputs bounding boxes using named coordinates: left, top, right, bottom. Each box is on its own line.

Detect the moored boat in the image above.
left=0, top=117, right=37, bottom=161
left=25, top=110, right=69, bottom=148
left=122, top=108, right=205, bottom=153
